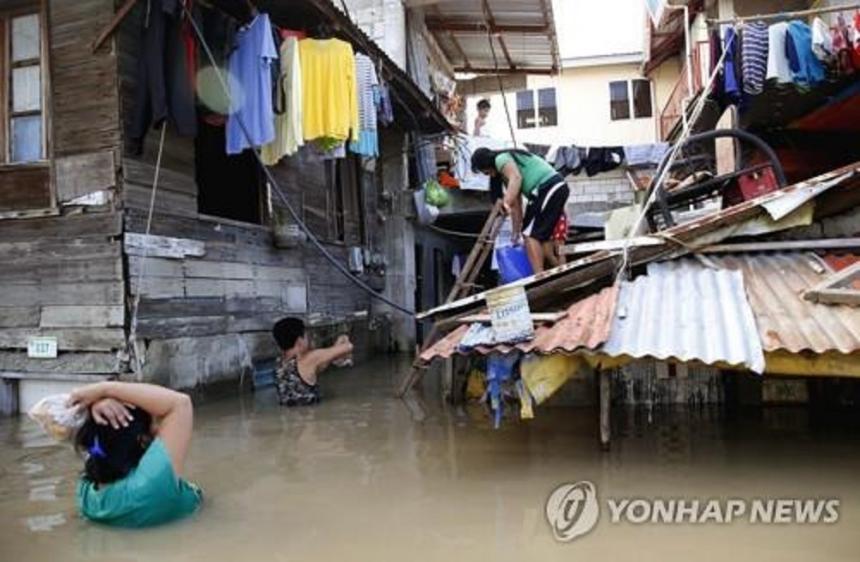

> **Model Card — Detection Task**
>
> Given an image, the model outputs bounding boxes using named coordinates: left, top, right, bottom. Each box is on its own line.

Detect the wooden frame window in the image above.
left=610, top=79, right=653, bottom=121
left=1, top=9, right=47, bottom=164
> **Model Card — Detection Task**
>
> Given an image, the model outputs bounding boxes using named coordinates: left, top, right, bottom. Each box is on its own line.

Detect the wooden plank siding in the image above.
left=48, top=0, right=121, bottom=157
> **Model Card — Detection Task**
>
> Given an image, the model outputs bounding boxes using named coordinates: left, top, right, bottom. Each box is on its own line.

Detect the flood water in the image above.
left=2, top=356, right=860, bottom=561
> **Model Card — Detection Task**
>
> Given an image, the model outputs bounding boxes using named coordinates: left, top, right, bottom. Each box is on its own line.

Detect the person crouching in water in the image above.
left=471, top=147, right=569, bottom=273
left=272, top=317, right=354, bottom=406
left=70, top=381, right=201, bottom=527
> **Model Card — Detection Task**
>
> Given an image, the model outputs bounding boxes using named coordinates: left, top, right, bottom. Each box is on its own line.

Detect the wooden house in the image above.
left=0, top=0, right=450, bottom=413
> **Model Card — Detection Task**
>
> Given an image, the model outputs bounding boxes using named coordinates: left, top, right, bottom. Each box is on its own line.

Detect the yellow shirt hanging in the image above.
left=299, top=38, right=359, bottom=143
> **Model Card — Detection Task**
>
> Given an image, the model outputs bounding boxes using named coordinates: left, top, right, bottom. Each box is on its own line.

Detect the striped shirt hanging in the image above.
left=742, top=22, right=770, bottom=95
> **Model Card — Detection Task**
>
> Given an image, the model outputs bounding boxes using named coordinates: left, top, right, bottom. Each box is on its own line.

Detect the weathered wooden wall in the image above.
left=115, top=4, right=382, bottom=388
left=0, top=0, right=124, bottom=377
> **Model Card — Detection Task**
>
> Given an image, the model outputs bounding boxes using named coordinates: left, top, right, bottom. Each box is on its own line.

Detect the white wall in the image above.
left=554, top=0, right=647, bottom=60
left=466, top=62, right=679, bottom=148
left=341, top=0, right=406, bottom=69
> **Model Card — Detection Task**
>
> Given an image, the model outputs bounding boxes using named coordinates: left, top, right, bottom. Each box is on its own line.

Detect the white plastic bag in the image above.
left=27, top=394, right=87, bottom=442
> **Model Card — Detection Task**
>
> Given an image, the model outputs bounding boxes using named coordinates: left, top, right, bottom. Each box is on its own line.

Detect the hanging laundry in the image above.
left=377, top=78, right=395, bottom=126
left=300, top=38, right=359, bottom=142
left=414, top=134, right=437, bottom=184
left=261, top=35, right=304, bottom=165
left=451, top=254, right=464, bottom=279
left=852, top=12, right=860, bottom=69
left=785, top=21, right=826, bottom=86
left=766, top=22, right=793, bottom=84
left=349, top=54, right=380, bottom=158
left=723, top=27, right=742, bottom=103
left=583, top=147, right=624, bottom=177
left=486, top=354, right=518, bottom=429
left=130, top=0, right=199, bottom=154
left=226, top=12, right=278, bottom=155
left=811, top=17, right=834, bottom=62
left=623, top=143, right=669, bottom=167
left=709, top=29, right=724, bottom=96
left=197, top=7, right=238, bottom=124
left=741, top=21, right=769, bottom=95
left=831, top=15, right=857, bottom=75
left=553, top=146, right=585, bottom=176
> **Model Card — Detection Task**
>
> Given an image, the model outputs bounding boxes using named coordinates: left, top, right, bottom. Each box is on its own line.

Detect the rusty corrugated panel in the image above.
left=713, top=253, right=860, bottom=354
left=602, top=260, right=767, bottom=373
left=419, top=285, right=618, bottom=362
left=823, top=253, right=860, bottom=273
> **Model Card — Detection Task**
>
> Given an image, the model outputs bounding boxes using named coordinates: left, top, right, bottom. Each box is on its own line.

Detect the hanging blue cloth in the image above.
left=723, top=28, right=742, bottom=104
left=486, top=354, right=517, bottom=429
left=785, top=21, right=826, bottom=86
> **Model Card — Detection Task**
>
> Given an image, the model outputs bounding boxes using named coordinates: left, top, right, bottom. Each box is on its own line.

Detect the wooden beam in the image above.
left=456, top=312, right=566, bottom=324
left=699, top=238, right=860, bottom=254
left=803, top=262, right=860, bottom=306
left=479, top=0, right=516, bottom=69
left=764, top=351, right=860, bottom=377
left=453, top=66, right=555, bottom=75
left=562, top=236, right=665, bottom=256
left=448, top=32, right=472, bottom=69
left=496, top=34, right=515, bottom=69
left=425, top=19, right=550, bottom=34
left=91, top=0, right=140, bottom=53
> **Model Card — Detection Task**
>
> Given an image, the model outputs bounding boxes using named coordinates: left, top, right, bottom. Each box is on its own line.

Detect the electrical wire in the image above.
left=484, top=27, right=518, bottom=147
left=427, top=224, right=480, bottom=239
left=129, top=123, right=167, bottom=374
left=181, top=3, right=414, bottom=316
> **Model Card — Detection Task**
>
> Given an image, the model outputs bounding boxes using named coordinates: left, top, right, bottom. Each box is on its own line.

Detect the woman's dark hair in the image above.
left=273, top=317, right=306, bottom=351
left=470, top=148, right=534, bottom=174
left=477, top=98, right=491, bottom=110
left=75, top=407, right=153, bottom=485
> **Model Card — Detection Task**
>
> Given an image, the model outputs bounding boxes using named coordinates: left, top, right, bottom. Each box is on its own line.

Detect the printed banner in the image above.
left=485, top=284, right=535, bottom=343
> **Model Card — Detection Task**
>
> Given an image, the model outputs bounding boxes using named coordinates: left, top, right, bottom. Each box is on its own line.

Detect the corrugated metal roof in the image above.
left=419, top=285, right=617, bottom=362
left=603, top=260, right=766, bottom=373
left=417, top=161, right=860, bottom=321
left=713, top=253, right=860, bottom=355
left=425, top=0, right=560, bottom=73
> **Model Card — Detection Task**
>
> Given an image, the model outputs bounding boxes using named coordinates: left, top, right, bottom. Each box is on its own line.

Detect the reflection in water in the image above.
left=1, top=356, right=859, bottom=561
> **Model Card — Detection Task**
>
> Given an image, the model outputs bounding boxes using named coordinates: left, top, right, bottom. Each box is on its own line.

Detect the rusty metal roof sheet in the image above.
left=426, top=0, right=560, bottom=74
left=603, top=259, right=767, bottom=372
left=419, top=285, right=618, bottom=362
left=712, top=253, right=860, bottom=355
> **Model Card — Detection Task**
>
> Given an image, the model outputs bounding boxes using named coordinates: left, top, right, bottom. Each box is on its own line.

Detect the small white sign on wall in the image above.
left=27, top=337, right=58, bottom=359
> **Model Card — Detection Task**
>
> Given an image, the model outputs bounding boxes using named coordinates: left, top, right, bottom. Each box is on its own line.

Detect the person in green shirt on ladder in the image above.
left=471, top=147, right=569, bottom=274
left=70, top=381, right=202, bottom=528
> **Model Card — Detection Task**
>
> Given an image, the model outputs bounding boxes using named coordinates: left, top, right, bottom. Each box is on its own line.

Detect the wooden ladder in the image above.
left=396, top=200, right=505, bottom=397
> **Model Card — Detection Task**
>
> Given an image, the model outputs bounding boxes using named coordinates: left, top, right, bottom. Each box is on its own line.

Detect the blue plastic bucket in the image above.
left=495, top=245, right=533, bottom=284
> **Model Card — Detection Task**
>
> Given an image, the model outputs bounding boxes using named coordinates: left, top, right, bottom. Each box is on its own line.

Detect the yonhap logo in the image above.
left=546, top=481, right=840, bottom=542
left=545, top=481, right=600, bottom=542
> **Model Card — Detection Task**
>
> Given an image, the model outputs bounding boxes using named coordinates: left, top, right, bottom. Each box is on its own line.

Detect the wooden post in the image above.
left=599, top=371, right=611, bottom=451
left=396, top=201, right=505, bottom=397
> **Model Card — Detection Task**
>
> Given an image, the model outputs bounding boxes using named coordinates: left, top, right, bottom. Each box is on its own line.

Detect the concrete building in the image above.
left=463, top=0, right=680, bottom=214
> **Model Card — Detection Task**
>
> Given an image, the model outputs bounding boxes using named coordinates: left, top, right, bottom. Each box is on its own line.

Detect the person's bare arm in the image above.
left=301, top=339, right=354, bottom=377
left=70, top=381, right=193, bottom=477
left=510, top=198, right=524, bottom=244
left=501, top=162, right=524, bottom=240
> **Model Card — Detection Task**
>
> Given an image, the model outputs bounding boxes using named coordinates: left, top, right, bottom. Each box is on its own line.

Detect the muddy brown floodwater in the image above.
left=2, top=356, right=860, bottom=561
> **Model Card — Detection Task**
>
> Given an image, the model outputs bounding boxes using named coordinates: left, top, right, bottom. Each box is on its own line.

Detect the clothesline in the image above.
left=708, top=2, right=860, bottom=26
